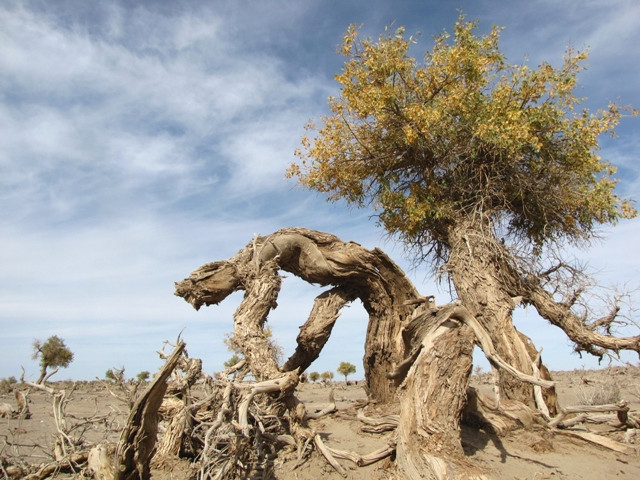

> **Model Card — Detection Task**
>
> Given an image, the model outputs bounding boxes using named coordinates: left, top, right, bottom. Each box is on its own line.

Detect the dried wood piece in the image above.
left=531, top=350, right=552, bottom=420
left=237, top=372, right=299, bottom=435
left=549, top=400, right=629, bottom=428
left=22, top=380, right=75, bottom=458
left=114, top=342, right=185, bottom=480
left=556, top=429, right=635, bottom=454
left=314, top=434, right=347, bottom=477
left=356, top=408, right=399, bottom=433
left=21, top=452, right=89, bottom=480
left=88, top=444, right=115, bottom=480
left=323, top=440, right=396, bottom=467
left=306, top=389, right=337, bottom=419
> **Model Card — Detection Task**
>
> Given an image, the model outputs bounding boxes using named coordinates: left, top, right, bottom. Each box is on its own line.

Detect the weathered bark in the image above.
left=156, top=398, right=189, bottom=457
left=281, top=286, right=357, bottom=373
left=155, top=354, right=202, bottom=458
left=447, top=224, right=558, bottom=412
left=525, top=284, right=640, bottom=356
left=114, top=342, right=185, bottom=480
left=229, top=259, right=283, bottom=381
left=175, top=227, right=421, bottom=403
left=395, top=311, right=482, bottom=479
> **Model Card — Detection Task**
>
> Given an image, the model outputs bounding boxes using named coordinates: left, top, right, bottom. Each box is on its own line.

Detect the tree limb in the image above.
left=526, top=285, right=640, bottom=357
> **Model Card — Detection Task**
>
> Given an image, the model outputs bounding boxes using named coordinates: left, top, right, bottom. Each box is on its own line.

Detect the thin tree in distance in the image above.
left=32, top=335, right=74, bottom=384
left=337, top=361, right=356, bottom=382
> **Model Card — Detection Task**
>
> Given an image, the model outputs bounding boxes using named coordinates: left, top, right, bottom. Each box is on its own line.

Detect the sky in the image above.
left=1, top=0, right=639, bottom=382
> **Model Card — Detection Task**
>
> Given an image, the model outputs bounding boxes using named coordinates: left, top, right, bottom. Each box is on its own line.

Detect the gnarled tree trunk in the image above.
left=395, top=306, right=483, bottom=479
left=175, top=228, right=420, bottom=403
left=174, top=228, right=559, bottom=477
left=447, top=224, right=558, bottom=414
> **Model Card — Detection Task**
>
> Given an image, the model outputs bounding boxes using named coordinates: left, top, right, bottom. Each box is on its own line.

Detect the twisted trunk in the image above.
left=447, top=224, right=557, bottom=413
left=175, top=228, right=420, bottom=403
left=173, top=227, right=571, bottom=476
left=396, top=309, right=483, bottom=479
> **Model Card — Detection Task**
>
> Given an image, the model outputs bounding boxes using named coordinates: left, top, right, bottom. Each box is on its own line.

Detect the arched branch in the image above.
left=175, top=227, right=422, bottom=402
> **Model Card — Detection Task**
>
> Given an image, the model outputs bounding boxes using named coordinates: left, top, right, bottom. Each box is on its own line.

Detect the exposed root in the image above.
left=306, top=388, right=337, bottom=419
left=357, top=408, right=399, bottom=433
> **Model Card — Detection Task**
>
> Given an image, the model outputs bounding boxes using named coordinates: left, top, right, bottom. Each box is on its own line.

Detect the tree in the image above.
left=32, top=335, right=74, bottom=384
left=283, top=17, right=640, bottom=477
left=320, top=371, right=334, bottom=384
left=136, top=371, right=150, bottom=383
left=289, top=17, right=638, bottom=405
left=309, top=371, right=320, bottom=383
left=337, top=361, right=356, bottom=382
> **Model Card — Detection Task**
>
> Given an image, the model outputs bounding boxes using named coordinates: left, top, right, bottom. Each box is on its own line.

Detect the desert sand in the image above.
left=1, top=366, right=639, bottom=479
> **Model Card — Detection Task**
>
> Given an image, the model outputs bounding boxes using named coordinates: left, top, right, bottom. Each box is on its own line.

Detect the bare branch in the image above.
left=526, top=285, right=640, bottom=357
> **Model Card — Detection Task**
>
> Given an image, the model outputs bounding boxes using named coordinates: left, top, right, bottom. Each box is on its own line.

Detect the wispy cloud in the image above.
left=0, top=2, right=329, bottom=228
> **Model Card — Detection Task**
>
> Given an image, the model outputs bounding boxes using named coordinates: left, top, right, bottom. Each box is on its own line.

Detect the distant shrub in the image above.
left=0, top=376, right=17, bottom=394
left=320, top=371, right=334, bottom=384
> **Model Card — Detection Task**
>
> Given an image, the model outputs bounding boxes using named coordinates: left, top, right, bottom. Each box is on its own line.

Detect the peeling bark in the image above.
left=395, top=314, right=482, bottom=479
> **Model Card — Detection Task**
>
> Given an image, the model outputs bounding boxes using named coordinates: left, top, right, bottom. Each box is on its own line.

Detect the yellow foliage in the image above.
left=287, top=16, right=637, bottom=258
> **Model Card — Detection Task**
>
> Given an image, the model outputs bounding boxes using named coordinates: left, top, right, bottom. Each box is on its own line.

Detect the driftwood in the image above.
left=305, top=388, right=337, bottom=419
left=21, top=379, right=76, bottom=460
left=114, top=341, right=185, bottom=480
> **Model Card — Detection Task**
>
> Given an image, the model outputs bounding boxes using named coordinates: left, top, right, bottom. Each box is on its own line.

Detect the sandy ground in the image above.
left=1, top=367, right=639, bottom=479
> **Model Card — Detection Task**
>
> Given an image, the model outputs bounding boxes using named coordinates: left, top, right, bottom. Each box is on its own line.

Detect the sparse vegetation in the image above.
left=320, top=371, right=334, bottom=384
left=32, top=335, right=74, bottom=384
left=337, top=361, right=356, bottom=382
left=309, top=371, right=320, bottom=383
left=0, top=376, right=17, bottom=394
left=105, top=367, right=125, bottom=383
left=577, top=381, right=622, bottom=405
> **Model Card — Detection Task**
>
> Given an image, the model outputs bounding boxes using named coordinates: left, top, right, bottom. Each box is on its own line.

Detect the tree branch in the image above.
left=447, top=305, right=556, bottom=389
left=526, top=285, right=640, bottom=357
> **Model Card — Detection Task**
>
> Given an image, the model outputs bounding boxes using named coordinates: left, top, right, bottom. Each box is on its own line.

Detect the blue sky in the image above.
left=2, top=0, right=639, bottom=381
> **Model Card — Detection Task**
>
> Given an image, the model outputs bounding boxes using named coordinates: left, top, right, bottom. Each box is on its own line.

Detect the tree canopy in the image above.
left=337, top=361, right=356, bottom=381
left=288, top=17, right=637, bottom=265
left=32, top=335, right=74, bottom=383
